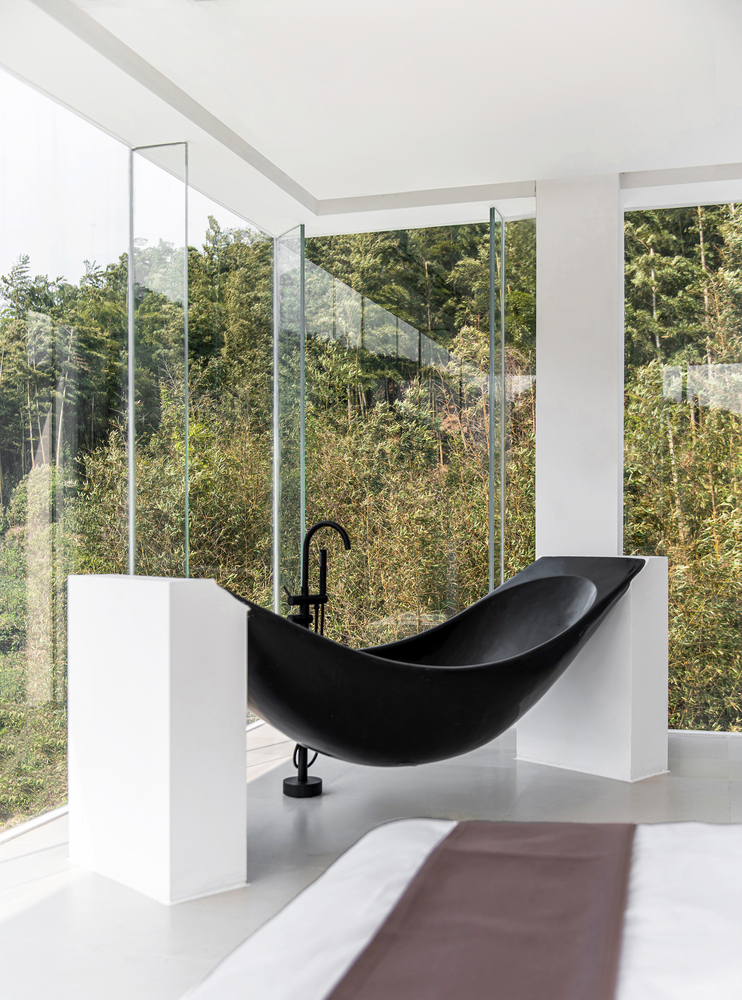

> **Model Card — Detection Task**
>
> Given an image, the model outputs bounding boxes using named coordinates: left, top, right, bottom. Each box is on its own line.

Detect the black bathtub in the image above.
left=240, top=556, right=644, bottom=767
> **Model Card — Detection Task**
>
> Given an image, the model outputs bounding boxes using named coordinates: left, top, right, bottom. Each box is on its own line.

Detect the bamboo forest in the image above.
left=1, top=206, right=741, bottom=830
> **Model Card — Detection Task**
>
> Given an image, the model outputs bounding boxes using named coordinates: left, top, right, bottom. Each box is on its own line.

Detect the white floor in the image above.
left=1, top=724, right=741, bottom=1000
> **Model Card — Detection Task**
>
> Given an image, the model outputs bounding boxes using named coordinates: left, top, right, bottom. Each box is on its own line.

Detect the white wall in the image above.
left=535, top=174, right=625, bottom=557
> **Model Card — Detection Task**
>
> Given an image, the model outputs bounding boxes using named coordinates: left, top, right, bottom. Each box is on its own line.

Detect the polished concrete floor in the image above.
left=1, top=723, right=741, bottom=999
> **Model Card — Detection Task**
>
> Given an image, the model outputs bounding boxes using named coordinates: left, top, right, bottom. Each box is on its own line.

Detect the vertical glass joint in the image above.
left=488, top=207, right=506, bottom=591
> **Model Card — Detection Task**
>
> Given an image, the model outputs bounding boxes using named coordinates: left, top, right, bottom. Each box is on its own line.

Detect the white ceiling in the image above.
left=3, top=0, right=742, bottom=234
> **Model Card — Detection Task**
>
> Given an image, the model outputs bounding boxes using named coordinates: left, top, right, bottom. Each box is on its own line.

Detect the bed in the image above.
left=186, top=818, right=742, bottom=1000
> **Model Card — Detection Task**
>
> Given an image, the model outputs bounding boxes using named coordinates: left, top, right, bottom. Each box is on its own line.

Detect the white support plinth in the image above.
left=517, top=557, right=668, bottom=782
left=68, top=576, right=248, bottom=904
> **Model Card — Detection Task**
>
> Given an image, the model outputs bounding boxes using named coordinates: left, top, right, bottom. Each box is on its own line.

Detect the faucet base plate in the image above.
left=283, top=775, right=323, bottom=798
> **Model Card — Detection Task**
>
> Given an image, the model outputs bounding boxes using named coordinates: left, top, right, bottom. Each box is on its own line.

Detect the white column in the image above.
left=534, top=174, right=624, bottom=558
left=521, top=175, right=668, bottom=781
left=68, top=576, right=247, bottom=904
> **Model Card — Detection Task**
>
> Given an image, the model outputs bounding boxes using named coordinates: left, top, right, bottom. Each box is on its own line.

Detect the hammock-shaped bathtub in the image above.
left=242, top=556, right=644, bottom=767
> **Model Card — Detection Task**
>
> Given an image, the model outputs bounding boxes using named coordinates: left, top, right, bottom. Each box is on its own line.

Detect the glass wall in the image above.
left=0, top=63, right=536, bottom=829
left=185, top=195, right=273, bottom=606
left=271, top=219, right=505, bottom=647
left=271, top=216, right=536, bottom=649
left=625, top=205, right=742, bottom=730
left=0, top=69, right=129, bottom=830
left=0, top=71, right=275, bottom=830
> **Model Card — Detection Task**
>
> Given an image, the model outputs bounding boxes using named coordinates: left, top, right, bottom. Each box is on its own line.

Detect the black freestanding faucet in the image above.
left=283, top=520, right=351, bottom=798
left=285, top=520, right=351, bottom=632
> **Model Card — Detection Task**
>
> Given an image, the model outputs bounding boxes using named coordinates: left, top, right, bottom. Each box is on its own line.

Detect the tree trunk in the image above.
left=666, top=415, right=688, bottom=546
left=650, top=246, right=660, bottom=351
left=27, top=383, right=35, bottom=469
left=698, top=206, right=713, bottom=365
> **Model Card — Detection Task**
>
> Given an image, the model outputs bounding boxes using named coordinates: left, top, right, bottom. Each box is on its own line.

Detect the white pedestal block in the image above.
left=68, top=576, right=248, bottom=904
left=517, top=557, right=668, bottom=782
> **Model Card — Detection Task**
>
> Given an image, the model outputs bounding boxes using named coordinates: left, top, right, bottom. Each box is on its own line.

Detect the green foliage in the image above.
left=0, top=218, right=539, bottom=829
left=625, top=205, right=742, bottom=730
left=301, top=223, right=536, bottom=645
left=0, top=702, right=67, bottom=828
left=5, top=194, right=742, bottom=839
left=186, top=222, right=273, bottom=599
left=9, top=197, right=742, bottom=837
left=0, top=529, right=26, bottom=658
left=306, top=226, right=492, bottom=348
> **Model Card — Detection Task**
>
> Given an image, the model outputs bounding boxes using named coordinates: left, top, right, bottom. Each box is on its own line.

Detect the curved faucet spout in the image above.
left=301, top=520, right=351, bottom=597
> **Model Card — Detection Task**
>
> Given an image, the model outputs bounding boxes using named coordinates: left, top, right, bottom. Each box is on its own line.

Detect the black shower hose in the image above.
left=293, top=744, right=319, bottom=770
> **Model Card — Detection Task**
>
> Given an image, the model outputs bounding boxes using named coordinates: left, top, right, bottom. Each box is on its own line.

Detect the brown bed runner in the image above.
left=327, top=821, right=635, bottom=1000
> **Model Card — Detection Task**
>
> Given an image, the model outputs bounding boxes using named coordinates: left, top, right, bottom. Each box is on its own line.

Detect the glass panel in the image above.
left=490, top=208, right=505, bottom=590
left=0, top=68, right=128, bottom=830
left=185, top=194, right=273, bottom=608
left=130, top=144, right=188, bottom=576
left=273, top=226, right=304, bottom=612
left=624, top=205, right=742, bottom=730
left=303, top=224, right=498, bottom=647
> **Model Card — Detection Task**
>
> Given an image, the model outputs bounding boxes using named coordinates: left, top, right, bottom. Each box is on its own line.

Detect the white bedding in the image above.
left=187, top=819, right=742, bottom=1000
